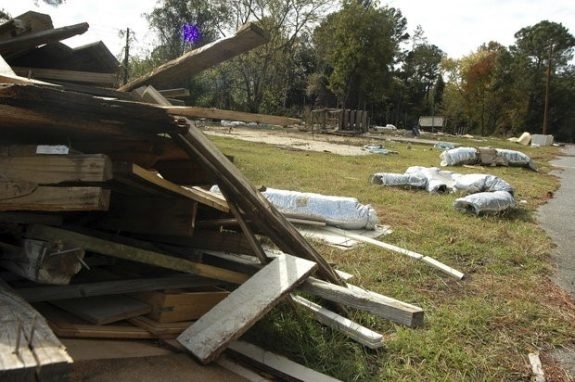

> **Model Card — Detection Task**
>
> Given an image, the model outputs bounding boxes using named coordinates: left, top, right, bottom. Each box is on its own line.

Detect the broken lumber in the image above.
left=13, top=67, right=117, bottom=87
left=0, top=22, right=89, bottom=56
left=0, top=239, right=84, bottom=285
left=300, top=277, right=424, bottom=328
left=25, top=224, right=249, bottom=284
left=177, top=254, right=317, bottom=364
left=291, top=295, right=384, bottom=349
left=165, top=106, right=301, bottom=126
left=0, top=280, right=72, bottom=381
left=52, top=295, right=152, bottom=325
left=0, top=185, right=110, bottom=212
left=322, top=226, right=465, bottom=280
left=118, top=22, right=269, bottom=91
left=0, top=53, right=58, bottom=86
left=15, top=274, right=219, bottom=303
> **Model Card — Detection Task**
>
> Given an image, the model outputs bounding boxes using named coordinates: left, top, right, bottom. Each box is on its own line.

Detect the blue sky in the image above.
left=1, top=0, right=574, bottom=59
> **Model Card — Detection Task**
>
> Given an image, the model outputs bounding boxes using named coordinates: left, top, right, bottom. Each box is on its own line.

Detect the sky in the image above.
left=1, top=0, right=574, bottom=60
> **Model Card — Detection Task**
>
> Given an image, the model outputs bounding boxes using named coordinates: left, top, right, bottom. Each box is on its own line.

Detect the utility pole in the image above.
left=542, top=43, right=553, bottom=135
left=123, top=28, right=130, bottom=85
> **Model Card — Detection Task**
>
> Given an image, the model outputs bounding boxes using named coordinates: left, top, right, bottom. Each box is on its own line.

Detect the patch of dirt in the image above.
left=204, top=126, right=372, bottom=156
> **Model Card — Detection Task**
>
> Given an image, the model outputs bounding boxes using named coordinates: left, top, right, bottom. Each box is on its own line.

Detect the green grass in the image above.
left=209, top=132, right=574, bottom=381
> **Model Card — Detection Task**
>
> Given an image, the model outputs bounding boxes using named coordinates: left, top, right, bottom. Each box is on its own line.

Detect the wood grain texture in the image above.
left=177, top=254, right=317, bottom=363
left=52, top=295, right=152, bottom=325
left=0, top=186, right=110, bottom=212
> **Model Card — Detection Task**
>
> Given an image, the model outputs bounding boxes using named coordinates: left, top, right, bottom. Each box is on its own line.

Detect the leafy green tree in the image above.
left=313, top=1, right=408, bottom=112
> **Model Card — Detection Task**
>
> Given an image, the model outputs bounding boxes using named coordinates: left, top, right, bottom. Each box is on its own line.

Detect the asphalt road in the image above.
left=538, top=144, right=575, bottom=296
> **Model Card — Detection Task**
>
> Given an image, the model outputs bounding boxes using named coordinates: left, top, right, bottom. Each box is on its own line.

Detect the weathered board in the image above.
left=52, top=295, right=152, bottom=325
left=177, top=254, right=317, bottom=363
left=0, top=186, right=110, bottom=212
left=118, top=22, right=269, bottom=91
left=165, top=106, right=301, bottom=127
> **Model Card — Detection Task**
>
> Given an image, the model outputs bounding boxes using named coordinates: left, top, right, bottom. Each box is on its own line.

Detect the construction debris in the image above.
left=0, top=10, right=429, bottom=381
left=439, top=146, right=537, bottom=171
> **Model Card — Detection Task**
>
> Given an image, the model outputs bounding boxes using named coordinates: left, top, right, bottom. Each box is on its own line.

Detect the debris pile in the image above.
left=0, top=10, right=442, bottom=381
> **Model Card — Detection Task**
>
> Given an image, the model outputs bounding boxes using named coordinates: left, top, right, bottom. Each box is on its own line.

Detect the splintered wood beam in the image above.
left=118, top=22, right=269, bottom=92
left=0, top=22, right=89, bottom=56
left=177, top=254, right=317, bottom=364
left=169, top=127, right=344, bottom=286
left=0, top=280, right=72, bottom=380
left=15, top=274, right=219, bottom=303
left=26, top=225, right=249, bottom=285
left=0, top=186, right=110, bottom=212
left=0, top=53, right=59, bottom=87
left=164, top=106, right=301, bottom=126
left=300, top=277, right=424, bottom=328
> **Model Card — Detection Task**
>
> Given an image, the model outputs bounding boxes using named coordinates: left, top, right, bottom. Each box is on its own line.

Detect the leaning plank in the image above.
left=165, top=106, right=301, bottom=127
left=0, top=186, right=110, bottom=212
left=0, top=239, right=84, bottom=285
left=133, top=85, right=173, bottom=106
left=228, top=341, right=342, bottom=382
left=26, top=225, right=248, bottom=284
left=0, top=280, right=72, bottom=381
left=13, top=67, right=117, bottom=87
left=177, top=254, right=317, bottom=364
left=114, top=162, right=229, bottom=212
left=0, top=22, right=89, bottom=56
left=0, top=154, right=113, bottom=184
left=322, top=226, right=465, bottom=280
left=300, top=277, right=424, bottom=328
left=118, top=22, right=269, bottom=91
left=16, top=274, right=219, bottom=303
left=291, top=295, right=384, bottom=349
left=158, top=88, right=190, bottom=98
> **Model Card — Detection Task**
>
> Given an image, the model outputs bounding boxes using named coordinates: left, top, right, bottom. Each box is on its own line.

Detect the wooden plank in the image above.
left=0, top=154, right=113, bottom=184
left=128, top=316, right=191, bottom=338
left=113, top=162, right=229, bottom=212
left=133, top=85, right=173, bottom=106
left=132, top=287, right=230, bottom=323
left=0, top=22, right=89, bottom=56
left=177, top=254, right=317, bottom=364
left=158, top=88, right=190, bottom=98
left=0, top=11, right=54, bottom=41
left=16, top=274, right=220, bottom=303
left=52, top=295, right=152, bottom=325
left=0, top=53, right=58, bottom=86
left=322, top=226, right=465, bottom=280
left=300, top=277, right=424, bottom=328
left=0, top=239, right=84, bottom=285
left=36, top=303, right=154, bottom=340
left=291, top=295, right=384, bottom=349
left=0, top=186, right=110, bottom=212
left=228, top=341, right=342, bottom=382
left=164, top=106, right=301, bottom=127
left=26, top=225, right=249, bottom=284
left=0, top=180, right=37, bottom=200
left=118, top=22, right=269, bottom=91
left=0, top=280, right=72, bottom=381
left=13, top=67, right=117, bottom=87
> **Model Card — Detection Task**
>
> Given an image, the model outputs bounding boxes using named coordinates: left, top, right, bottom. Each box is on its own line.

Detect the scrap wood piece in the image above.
left=113, top=162, right=229, bottom=212
left=164, top=105, right=301, bottom=127
left=26, top=224, right=249, bottom=285
left=0, top=53, right=58, bottom=86
left=177, top=254, right=317, bottom=364
left=300, top=277, right=424, bottom=328
left=169, top=127, right=344, bottom=286
left=36, top=303, right=154, bottom=340
left=0, top=185, right=110, bottom=212
left=51, top=295, right=152, bottom=325
left=118, top=22, right=269, bottom=92
left=0, top=11, right=54, bottom=41
left=132, top=85, right=173, bottom=106
left=16, top=274, right=219, bottom=303
left=227, top=341, right=342, bottom=382
left=13, top=66, right=117, bottom=87
left=291, top=295, right=384, bottom=349
left=528, top=352, right=546, bottom=382
left=0, top=280, right=72, bottom=380
left=0, top=22, right=89, bottom=56
left=0, top=154, right=113, bottom=184
left=322, top=226, right=464, bottom=280
left=0, top=239, right=84, bottom=285
left=128, top=316, right=191, bottom=338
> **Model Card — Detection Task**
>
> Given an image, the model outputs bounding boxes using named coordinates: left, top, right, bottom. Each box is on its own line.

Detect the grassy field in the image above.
left=209, top=131, right=575, bottom=381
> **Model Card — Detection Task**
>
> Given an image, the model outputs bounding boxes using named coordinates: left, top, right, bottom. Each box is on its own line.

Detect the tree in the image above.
left=313, top=2, right=408, bottom=112
left=511, top=21, right=575, bottom=135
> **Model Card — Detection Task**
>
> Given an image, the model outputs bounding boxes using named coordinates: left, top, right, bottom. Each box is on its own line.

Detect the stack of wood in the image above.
left=0, top=11, right=425, bottom=381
